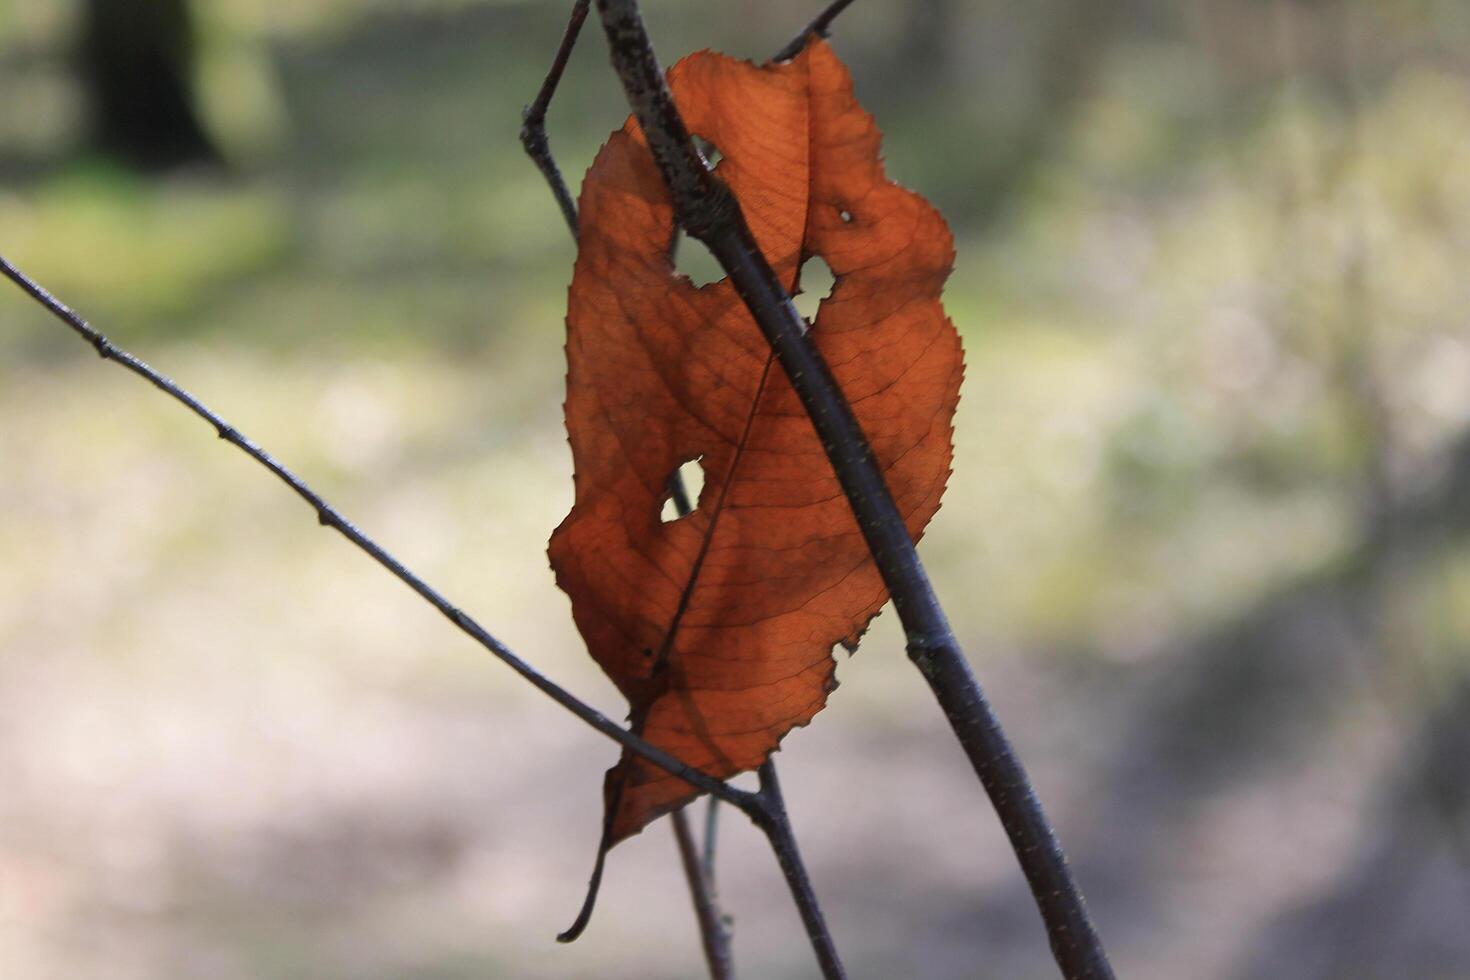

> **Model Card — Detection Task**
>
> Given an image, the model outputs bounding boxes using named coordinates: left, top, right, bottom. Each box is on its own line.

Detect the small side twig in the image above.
left=521, top=0, right=590, bottom=237
left=701, top=792, right=721, bottom=881
left=772, top=0, right=857, bottom=62
left=588, top=2, right=1114, bottom=977
left=673, top=806, right=736, bottom=980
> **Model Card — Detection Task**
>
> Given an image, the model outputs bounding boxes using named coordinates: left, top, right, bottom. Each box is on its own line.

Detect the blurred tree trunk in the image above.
left=77, top=0, right=218, bottom=170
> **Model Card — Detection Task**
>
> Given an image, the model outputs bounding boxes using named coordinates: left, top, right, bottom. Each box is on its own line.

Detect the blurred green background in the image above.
left=3, top=1, right=1470, bottom=977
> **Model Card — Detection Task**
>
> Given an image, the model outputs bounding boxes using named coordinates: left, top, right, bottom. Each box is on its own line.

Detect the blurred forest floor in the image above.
left=2, top=1, right=1470, bottom=977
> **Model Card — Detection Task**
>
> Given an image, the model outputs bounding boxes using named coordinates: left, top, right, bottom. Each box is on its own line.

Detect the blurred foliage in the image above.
left=2, top=1, right=1470, bottom=978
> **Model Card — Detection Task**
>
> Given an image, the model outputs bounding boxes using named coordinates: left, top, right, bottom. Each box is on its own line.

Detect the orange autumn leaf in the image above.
left=549, top=40, right=963, bottom=847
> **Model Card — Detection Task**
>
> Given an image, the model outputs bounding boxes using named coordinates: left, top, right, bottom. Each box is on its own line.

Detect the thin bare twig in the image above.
left=3, top=251, right=796, bottom=974
left=753, top=761, right=845, bottom=980
left=673, top=806, right=736, bottom=980
left=701, top=792, right=721, bottom=881
left=0, top=253, right=760, bottom=820
left=588, top=2, right=1114, bottom=977
left=521, top=0, right=590, bottom=237
left=772, top=0, right=857, bottom=63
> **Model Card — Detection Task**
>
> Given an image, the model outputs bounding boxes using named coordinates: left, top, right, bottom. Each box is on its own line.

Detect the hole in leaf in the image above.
left=839, top=209, right=853, bottom=223
left=668, top=136, right=727, bottom=287
left=661, top=455, right=705, bottom=523
left=670, top=232, right=726, bottom=287
left=697, top=138, right=723, bottom=171
left=793, top=255, right=837, bottom=324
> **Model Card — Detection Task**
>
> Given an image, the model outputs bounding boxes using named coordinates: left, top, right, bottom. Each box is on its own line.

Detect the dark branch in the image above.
left=0, top=253, right=762, bottom=818
left=521, top=0, right=590, bottom=237
left=587, top=2, right=1114, bottom=977
left=772, top=0, right=857, bottom=63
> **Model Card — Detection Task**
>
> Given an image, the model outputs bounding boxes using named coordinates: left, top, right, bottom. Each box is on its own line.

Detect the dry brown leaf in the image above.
left=550, top=40, right=963, bottom=848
